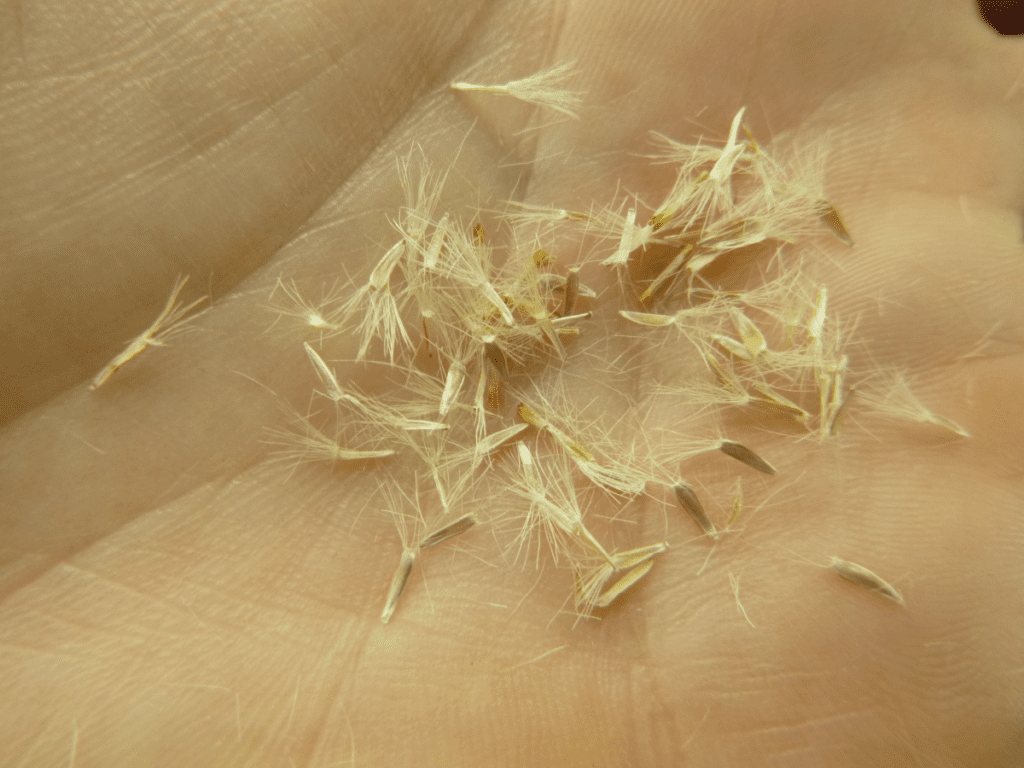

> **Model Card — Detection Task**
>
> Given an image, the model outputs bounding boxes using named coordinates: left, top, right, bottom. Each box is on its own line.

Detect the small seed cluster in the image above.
left=252, top=80, right=965, bottom=623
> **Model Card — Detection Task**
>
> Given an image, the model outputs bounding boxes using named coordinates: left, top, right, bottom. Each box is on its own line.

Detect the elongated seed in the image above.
left=487, top=378, right=504, bottom=412
left=816, top=200, right=854, bottom=247
left=828, top=384, right=857, bottom=436
left=474, top=423, right=529, bottom=460
left=431, top=468, right=449, bottom=512
left=926, top=413, right=970, bottom=438
left=808, top=286, right=828, bottom=342
left=368, top=241, right=405, bottom=290
left=673, top=483, right=718, bottom=539
left=423, top=213, right=448, bottom=270
left=559, top=435, right=594, bottom=463
left=719, top=440, right=776, bottom=475
left=561, top=268, right=580, bottom=317
left=439, top=361, right=466, bottom=416
left=595, top=560, right=655, bottom=608
left=711, top=333, right=754, bottom=361
left=620, top=310, right=676, bottom=327
left=728, top=478, right=742, bottom=528
left=484, top=342, right=509, bottom=380
left=602, top=207, right=637, bottom=267
left=331, top=447, right=396, bottom=461
left=420, top=514, right=477, bottom=549
left=381, top=548, right=417, bottom=623
left=641, top=244, right=692, bottom=301
left=304, top=342, right=344, bottom=401
left=829, top=557, right=904, bottom=606
left=729, top=308, right=767, bottom=358
left=551, top=311, right=592, bottom=327
left=610, top=542, right=668, bottom=570
left=751, top=381, right=810, bottom=424
left=517, top=402, right=545, bottom=428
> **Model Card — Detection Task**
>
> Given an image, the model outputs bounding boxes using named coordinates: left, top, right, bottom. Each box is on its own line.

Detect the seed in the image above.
left=91, top=275, right=207, bottom=389
left=423, top=213, right=448, bottom=270
left=829, top=557, right=904, bottom=606
left=602, top=207, right=637, bottom=267
left=487, top=378, right=505, bottom=412
left=484, top=342, right=509, bottom=380
left=816, top=200, right=854, bottom=246
left=619, top=310, right=676, bottom=327
left=728, top=478, right=742, bottom=528
left=473, top=423, right=529, bottom=464
left=563, top=438, right=595, bottom=463
left=808, top=286, right=828, bottom=343
left=517, top=402, right=546, bottom=429
left=828, top=383, right=857, bottom=436
left=595, top=560, right=655, bottom=608
left=610, top=542, right=668, bottom=570
left=439, top=361, right=466, bottom=416
left=673, top=482, right=718, bottom=539
left=304, top=342, right=344, bottom=402
left=750, top=381, right=810, bottom=424
left=420, top=514, right=477, bottom=549
left=561, top=268, right=580, bottom=317
left=648, top=209, right=677, bottom=232
left=381, top=548, right=417, bottom=624
left=533, top=248, right=552, bottom=268
left=450, top=61, right=583, bottom=118
left=729, top=308, right=767, bottom=358
left=719, top=440, right=777, bottom=475
left=711, top=333, right=754, bottom=361
left=640, top=244, right=692, bottom=301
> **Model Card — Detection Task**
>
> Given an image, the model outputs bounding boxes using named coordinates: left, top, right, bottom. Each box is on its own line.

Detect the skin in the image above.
left=2, top=0, right=1024, bottom=765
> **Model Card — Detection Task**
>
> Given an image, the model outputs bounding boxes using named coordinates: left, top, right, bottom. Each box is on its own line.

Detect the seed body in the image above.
left=673, top=482, right=718, bottom=539
left=829, top=557, right=905, bottom=606
left=719, top=440, right=777, bottom=475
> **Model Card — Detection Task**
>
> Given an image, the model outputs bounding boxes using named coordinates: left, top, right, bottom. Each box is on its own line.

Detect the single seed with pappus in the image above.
left=91, top=275, right=207, bottom=389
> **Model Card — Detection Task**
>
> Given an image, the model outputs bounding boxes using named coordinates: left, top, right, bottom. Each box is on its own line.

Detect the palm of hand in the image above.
left=2, top=1, right=1023, bottom=766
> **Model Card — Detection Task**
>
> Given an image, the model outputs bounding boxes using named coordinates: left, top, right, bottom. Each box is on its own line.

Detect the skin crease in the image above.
left=2, top=0, right=1024, bottom=765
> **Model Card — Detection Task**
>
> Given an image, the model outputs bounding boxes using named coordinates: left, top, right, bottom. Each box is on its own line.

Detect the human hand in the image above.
left=2, top=1, right=1023, bottom=766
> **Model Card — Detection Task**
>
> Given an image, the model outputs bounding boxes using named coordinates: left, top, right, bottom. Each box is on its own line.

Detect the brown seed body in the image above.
left=719, top=441, right=777, bottom=475
left=561, top=268, right=580, bottom=317
left=484, top=342, right=509, bottom=380
left=673, top=483, right=718, bottom=539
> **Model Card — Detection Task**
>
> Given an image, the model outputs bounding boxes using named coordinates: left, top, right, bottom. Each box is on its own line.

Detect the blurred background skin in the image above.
left=1, top=0, right=1024, bottom=765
